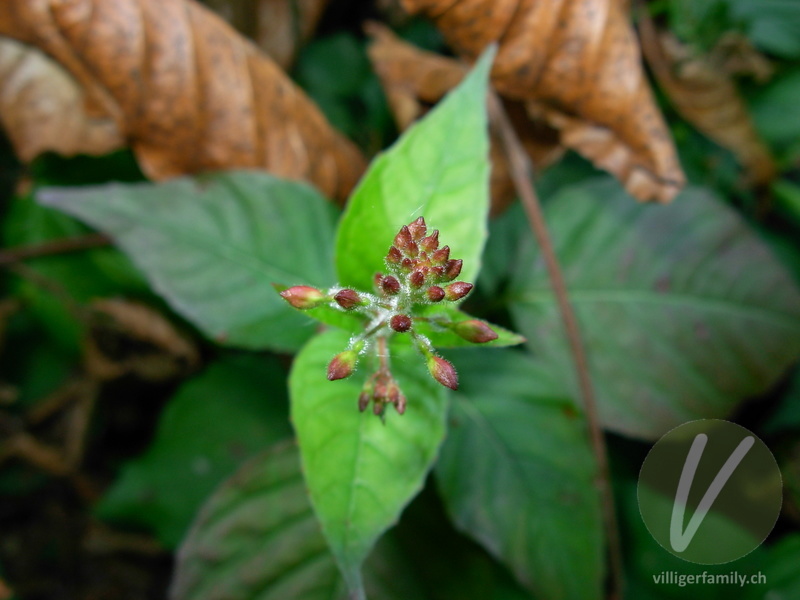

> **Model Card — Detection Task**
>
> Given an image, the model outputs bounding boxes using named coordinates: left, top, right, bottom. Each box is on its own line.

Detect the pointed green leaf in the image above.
left=290, top=329, right=448, bottom=593
left=335, top=47, right=494, bottom=291
left=509, top=178, right=800, bottom=440
left=39, top=171, right=340, bottom=352
left=435, top=349, right=604, bottom=600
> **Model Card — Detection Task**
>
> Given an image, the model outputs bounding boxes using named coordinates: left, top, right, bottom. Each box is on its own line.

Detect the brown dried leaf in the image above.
left=0, top=0, right=365, bottom=201
left=84, top=299, right=200, bottom=382
left=400, top=0, right=686, bottom=202
left=255, top=0, right=331, bottom=69
left=366, top=23, right=563, bottom=214
left=640, top=17, right=776, bottom=184
left=0, top=38, right=123, bottom=161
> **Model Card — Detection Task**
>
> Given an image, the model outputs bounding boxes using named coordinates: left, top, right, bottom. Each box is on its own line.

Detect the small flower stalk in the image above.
left=279, top=217, right=499, bottom=418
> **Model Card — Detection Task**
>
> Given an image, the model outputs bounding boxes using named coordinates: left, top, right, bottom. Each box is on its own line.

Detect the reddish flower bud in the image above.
left=407, top=216, right=427, bottom=241
left=427, top=355, right=459, bottom=390
left=431, top=245, right=450, bottom=265
left=386, top=246, right=402, bottom=264
left=373, top=272, right=384, bottom=291
left=406, top=241, right=419, bottom=258
left=280, top=285, right=326, bottom=309
left=358, top=391, right=370, bottom=412
left=373, top=401, right=386, bottom=417
left=334, top=289, right=363, bottom=310
left=444, top=281, right=473, bottom=301
left=400, top=258, right=414, bottom=272
left=394, top=225, right=412, bottom=251
left=395, top=393, right=407, bottom=414
left=409, top=270, right=425, bottom=288
left=427, top=286, right=445, bottom=302
left=420, top=230, right=439, bottom=252
left=390, top=314, right=413, bottom=332
left=381, top=275, right=401, bottom=295
left=453, top=319, right=498, bottom=343
left=443, top=259, right=463, bottom=281
left=431, top=266, right=445, bottom=280
left=327, top=350, right=358, bottom=381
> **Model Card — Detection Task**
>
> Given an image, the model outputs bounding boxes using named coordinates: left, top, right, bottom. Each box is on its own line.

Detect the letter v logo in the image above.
left=669, top=433, right=755, bottom=552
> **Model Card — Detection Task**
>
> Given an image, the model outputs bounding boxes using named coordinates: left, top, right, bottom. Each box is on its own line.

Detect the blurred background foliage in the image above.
left=0, top=0, right=799, bottom=599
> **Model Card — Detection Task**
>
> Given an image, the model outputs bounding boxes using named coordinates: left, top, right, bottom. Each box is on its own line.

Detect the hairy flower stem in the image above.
left=489, top=91, right=624, bottom=600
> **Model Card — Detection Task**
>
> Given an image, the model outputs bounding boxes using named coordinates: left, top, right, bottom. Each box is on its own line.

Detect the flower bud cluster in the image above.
left=279, top=217, right=497, bottom=418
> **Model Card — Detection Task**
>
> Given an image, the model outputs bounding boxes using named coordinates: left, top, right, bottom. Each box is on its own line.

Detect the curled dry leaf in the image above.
left=0, top=38, right=123, bottom=161
left=366, top=23, right=563, bottom=214
left=0, top=0, right=365, bottom=201
left=639, top=17, right=776, bottom=184
left=84, top=299, right=200, bottom=382
left=255, top=0, right=331, bottom=69
left=400, top=0, right=686, bottom=202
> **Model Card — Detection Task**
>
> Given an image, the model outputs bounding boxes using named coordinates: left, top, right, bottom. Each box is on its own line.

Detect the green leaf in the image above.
left=96, top=354, right=291, bottom=548
left=334, top=47, right=494, bottom=291
left=38, top=171, right=340, bottom=352
left=749, top=68, right=800, bottom=160
left=171, top=441, right=347, bottom=600
left=615, top=473, right=767, bottom=600
left=172, top=441, right=518, bottom=600
left=743, top=534, right=800, bottom=600
left=290, top=329, right=448, bottom=594
left=509, top=178, right=800, bottom=440
left=732, top=0, right=800, bottom=59
left=435, top=349, right=604, bottom=600
left=414, top=305, right=525, bottom=348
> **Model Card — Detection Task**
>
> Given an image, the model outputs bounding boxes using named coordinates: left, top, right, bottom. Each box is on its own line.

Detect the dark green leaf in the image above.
left=749, top=68, right=800, bottom=162
left=732, top=0, right=800, bottom=58
left=290, top=329, right=448, bottom=594
left=743, top=535, right=800, bottom=600
left=96, top=354, right=291, bottom=547
left=171, top=441, right=346, bottom=600
left=436, top=349, right=604, bottom=600
left=509, top=178, right=800, bottom=440
left=39, top=171, right=340, bottom=352
left=335, top=47, right=493, bottom=291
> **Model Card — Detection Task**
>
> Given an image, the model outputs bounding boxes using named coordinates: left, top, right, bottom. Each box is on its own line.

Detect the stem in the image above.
left=0, top=233, right=110, bottom=266
left=489, top=92, right=624, bottom=599
left=376, top=336, right=390, bottom=373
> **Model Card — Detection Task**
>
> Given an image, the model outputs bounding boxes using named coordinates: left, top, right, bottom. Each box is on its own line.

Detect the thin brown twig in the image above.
left=0, top=233, right=110, bottom=267
left=488, top=91, right=624, bottom=600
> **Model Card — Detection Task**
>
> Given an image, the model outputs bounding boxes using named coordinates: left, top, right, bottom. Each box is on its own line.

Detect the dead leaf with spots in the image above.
left=400, top=0, right=686, bottom=202
left=366, top=23, right=563, bottom=214
left=0, top=38, right=123, bottom=161
left=0, top=0, right=365, bottom=201
left=639, top=16, right=776, bottom=184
